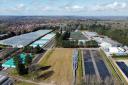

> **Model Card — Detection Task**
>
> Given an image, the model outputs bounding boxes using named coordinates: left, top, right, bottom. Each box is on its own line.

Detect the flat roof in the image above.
left=70, top=32, right=88, bottom=40
left=102, top=37, right=121, bottom=46
left=85, top=31, right=98, bottom=37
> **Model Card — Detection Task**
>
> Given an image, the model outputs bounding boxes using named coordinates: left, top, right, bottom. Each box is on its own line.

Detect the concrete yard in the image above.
left=39, top=48, right=73, bottom=85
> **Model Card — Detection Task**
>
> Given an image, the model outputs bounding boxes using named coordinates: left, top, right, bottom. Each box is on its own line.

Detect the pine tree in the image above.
left=25, top=54, right=32, bottom=67
left=13, top=54, right=27, bottom=75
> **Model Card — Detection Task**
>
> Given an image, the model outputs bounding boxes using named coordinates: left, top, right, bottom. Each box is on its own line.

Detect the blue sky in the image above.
left=0, top=0, right=128, bottom=16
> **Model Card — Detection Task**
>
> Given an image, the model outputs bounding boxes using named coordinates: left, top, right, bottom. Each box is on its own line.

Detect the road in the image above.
left=32, top=37, right=55, bottom=64
left=43, top=37, right=55, bottom=50
left=10, top=75, right=55, bottom=85
left=32, top=51, right=46, bottom=64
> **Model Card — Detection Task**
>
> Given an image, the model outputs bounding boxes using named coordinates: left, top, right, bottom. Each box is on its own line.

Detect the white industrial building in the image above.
left=82, top=31, right=98, bottom=40
left=108, top=47, right=127, bottom=55
left=83, top=31, right=128, bottom=56
left=100, top=42, right=112, bottom=48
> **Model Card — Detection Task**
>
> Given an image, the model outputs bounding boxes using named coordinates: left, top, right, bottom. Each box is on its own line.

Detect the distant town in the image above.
left=0, top=16, right=128, bottom=85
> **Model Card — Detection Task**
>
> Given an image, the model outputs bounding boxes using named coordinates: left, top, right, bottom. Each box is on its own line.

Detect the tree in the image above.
left=13, top=55, right=21, bottom=66
left=55, top=32, right=61, bottom=46
left=13, top=54, right=27, bottom=75
left=25, top=54, right=32, bottom=67
left=79, top=41, right=84, bottom=47
left=86, top=40, right=98, bottom=48
left=17, top=62, right=26, bottom=75
left=35, top=45, right=42, bottom=53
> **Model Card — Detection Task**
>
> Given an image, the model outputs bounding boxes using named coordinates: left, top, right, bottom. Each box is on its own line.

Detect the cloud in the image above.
left=0, top=3, right=27, bottom=13
left=91, top=2, right=127, bottom=11
left=63, top=5, right=85, bottom=12
left=0, top=1, right=128, bottom=15
left=16, top=4, right=26, bottom=10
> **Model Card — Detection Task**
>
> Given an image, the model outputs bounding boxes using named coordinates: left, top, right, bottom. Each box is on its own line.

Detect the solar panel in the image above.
left=72, top=49, right=78, bottom=70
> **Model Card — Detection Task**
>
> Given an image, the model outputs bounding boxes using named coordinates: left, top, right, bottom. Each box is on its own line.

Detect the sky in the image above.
left=0, top=0, right=128, bottom=16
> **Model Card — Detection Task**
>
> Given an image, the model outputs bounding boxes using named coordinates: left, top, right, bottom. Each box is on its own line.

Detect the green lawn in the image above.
left=112, top=54, right=128, bottom=59
left=9, top=69, right=33, bottom=80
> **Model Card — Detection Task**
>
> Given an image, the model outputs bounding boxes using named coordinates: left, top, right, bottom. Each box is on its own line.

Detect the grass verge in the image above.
left=39, top=49, right=54, bottom=66
left=76, top=49, right=83, bottom=84
left=99, top=49, right=127, bottom=85
left=15, top=81, right=37, bottom=85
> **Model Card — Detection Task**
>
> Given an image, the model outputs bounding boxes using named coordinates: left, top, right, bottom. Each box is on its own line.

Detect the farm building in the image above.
left=0, top=30, right=51, bottom=48
left=30, top=33, right=55, bottom=47
left=69, top=31, right=88, bottom=44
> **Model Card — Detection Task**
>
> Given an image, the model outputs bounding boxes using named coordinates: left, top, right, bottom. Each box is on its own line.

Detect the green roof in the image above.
left=70, top=32, right=87, bottom=40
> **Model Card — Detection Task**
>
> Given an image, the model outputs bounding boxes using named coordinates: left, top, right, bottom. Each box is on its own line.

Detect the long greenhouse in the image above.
left=0, top=30, right=51, bottom=48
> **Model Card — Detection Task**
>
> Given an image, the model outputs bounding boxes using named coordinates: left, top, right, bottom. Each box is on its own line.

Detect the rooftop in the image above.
left=85, top=31, right=98, bottom=37
left=70, top=31, right=87, bottom=40
left=0, top=75, right=13, bottom=85
left=0, top=30, right=51, bottom=47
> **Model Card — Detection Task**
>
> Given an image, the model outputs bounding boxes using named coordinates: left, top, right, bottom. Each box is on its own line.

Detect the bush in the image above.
left=112, top=54, right=128, bottom=58
left=85, top=40, right=99, bottom=48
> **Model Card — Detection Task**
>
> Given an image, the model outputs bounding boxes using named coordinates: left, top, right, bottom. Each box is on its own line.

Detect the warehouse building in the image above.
left=69, top=31, right=88, bottom=44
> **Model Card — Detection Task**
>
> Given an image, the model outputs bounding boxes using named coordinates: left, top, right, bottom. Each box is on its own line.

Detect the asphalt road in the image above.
left=43, top=37, right=55, bottom=50
left=32, top=51, right=46, bottom=64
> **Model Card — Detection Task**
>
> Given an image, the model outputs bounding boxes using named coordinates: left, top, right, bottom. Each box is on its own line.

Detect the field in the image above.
left=113, top=59, right=128, bottom=83
left=116, top=62, right=128, bottom=78
left=39, top=48, right=73, bottom=85
left=83, top=49, right=112, bottom=84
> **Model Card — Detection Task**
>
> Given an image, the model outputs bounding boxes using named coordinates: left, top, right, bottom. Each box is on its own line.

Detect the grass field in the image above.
left=39, top=48, right=73, bottom=85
